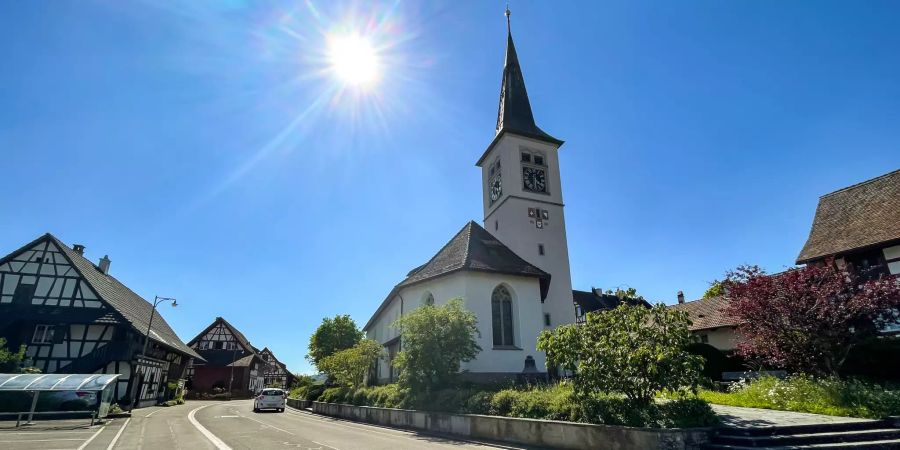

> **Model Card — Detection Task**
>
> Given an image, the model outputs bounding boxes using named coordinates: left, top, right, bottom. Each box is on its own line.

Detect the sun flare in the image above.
left=327, top=33, right=380, bottom=87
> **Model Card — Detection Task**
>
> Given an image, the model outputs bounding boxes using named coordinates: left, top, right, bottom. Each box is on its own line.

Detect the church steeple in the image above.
left=495, top=7, right=561, bottom=145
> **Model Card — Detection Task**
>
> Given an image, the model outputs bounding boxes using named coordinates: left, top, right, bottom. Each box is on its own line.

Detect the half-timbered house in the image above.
left=186, top=317, right=266, bottom=397
left=0, top=233, right=202, bottom=408
left=258, top=347, right=293, bottom=389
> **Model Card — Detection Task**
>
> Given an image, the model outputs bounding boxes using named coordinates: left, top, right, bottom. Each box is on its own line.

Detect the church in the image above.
left=364, top=12, right=618, bottom=383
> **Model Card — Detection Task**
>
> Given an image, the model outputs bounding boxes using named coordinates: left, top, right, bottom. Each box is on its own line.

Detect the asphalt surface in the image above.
left=0, top=400, right=536, bottom=449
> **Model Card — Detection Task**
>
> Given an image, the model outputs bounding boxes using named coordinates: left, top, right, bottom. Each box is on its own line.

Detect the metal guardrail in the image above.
left=0, top=410, right=99, bottom=428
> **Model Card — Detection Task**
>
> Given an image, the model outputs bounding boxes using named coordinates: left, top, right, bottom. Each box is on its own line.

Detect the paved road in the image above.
left=0, top=400, right=535, bottom=450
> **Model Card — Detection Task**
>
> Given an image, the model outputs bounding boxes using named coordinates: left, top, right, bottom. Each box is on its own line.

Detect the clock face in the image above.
left=523, top=167, right=547, bottom=193
left=490, top=176, right=502, bottom=202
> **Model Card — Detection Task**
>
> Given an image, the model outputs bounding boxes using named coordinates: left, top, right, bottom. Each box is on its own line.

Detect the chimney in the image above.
left=591, top=287, right=602, bottom=296
left=677, top=291, right=685, bottom=304
left=72, top=244, right=85, bottom=255
left=99, top=255, right=111, bottom=274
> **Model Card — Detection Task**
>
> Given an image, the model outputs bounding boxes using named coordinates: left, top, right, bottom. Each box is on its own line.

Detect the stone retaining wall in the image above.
left=311, top=401, right=711, bottom=450
left=286, top=398, right=310, bottom=409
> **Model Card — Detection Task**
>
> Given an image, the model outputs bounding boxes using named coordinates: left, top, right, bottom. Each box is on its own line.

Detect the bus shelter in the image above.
left=0, top=373, right=120, bottom=426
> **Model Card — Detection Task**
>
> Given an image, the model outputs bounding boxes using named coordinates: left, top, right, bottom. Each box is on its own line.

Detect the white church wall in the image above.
left=366, top=271, right=546, bottom=382
left=459, top=271, right=546, bottom=375
left=481, top=133, right=576, bottom=329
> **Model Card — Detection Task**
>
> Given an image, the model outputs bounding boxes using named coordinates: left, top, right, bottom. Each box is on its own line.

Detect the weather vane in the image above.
left=505, top=1, right=511, bottom=31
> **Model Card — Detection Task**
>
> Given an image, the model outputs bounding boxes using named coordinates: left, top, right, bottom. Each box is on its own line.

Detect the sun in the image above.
left=327, top=33, right=380, bottom=87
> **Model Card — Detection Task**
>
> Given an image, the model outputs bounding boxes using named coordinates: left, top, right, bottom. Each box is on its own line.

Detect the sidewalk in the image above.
left=711, top=404, right=875, bottom=428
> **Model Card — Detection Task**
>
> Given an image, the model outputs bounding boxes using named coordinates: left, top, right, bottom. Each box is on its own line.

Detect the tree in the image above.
left=725, top=262, right=900, bottom=376
left=0, top=337, right=27, bottom=373
left=538, top=304, right=702, bottom=405
left=392, top=298, right=481, bottom=393
left=307, top=315, right=364, bottom=370
left=291, top=374, right=316, bottom=390
left=318, top=340, right=383, bottom=389
left=703, top=280, right=726, bottom=299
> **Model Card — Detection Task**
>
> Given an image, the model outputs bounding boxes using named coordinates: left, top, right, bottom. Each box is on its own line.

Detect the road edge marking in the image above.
left=76, top=421, right=108, bottom=450
left=105, top=417, right=130, bottom=450
left=188, top=404, right=233, bottom=450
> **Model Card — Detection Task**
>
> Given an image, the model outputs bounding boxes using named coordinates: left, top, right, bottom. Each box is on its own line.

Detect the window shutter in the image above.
left=53, top=325, right=66, bottom=343
left=12, top=283, right=36, bottom=305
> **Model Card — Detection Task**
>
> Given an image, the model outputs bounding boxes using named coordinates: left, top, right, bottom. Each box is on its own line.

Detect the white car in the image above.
left=253, top=388, right=286, bottom=412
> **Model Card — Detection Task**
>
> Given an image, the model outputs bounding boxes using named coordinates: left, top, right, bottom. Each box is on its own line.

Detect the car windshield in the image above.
left=262, top=389, right=282, bottom=396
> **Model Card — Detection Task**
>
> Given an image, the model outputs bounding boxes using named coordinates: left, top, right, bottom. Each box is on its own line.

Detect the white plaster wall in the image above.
left=459, top=271, right=546, bottom=374
left=696, top=327, right=739, bottom=351
left=479, top=133, right=575, bottom=327
left=365, top=270, right=547, bottom=378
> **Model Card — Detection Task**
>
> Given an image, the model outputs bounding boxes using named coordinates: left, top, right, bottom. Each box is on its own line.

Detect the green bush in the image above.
left=319, top=387, right=351, bottom=404
left=289, top=382, right=326, bottom=402
left=699, top=375, right=900, bottom=419
left=312, top=382, right=719, bottom=428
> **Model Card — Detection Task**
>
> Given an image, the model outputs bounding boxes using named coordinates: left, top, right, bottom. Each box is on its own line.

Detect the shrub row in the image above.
left=315, top=382, right=719, bottom=428
left=699, top=375, right=900, bottom=419
left=289, top=382, right=327, bottom=402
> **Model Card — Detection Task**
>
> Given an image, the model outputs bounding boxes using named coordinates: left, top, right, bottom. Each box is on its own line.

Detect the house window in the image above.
left=423, top=292, right=435, bottom=306
left=544, top=313, right=551, bottom=327
left=215, top=341, right=224, bottom=350
left=33, top=324, right=54, bottom=344
left=538, top=244, right=545, bottom=256
left=700, top=334, right=709, bottom=344
left=494, top=220, right=498, bottom=231
left=491, top=285, right=515, bottom=347
left=534, top=155, right=545, bottom=166
left=521, top=152, right=531, bottom=163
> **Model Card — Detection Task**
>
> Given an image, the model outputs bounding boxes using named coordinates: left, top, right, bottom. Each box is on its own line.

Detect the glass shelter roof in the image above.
left=0, top=374, right=120, bottom=391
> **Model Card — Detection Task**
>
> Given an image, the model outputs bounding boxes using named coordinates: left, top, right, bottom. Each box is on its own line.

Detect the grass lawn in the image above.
left=697, top=375, right=900, bottom=419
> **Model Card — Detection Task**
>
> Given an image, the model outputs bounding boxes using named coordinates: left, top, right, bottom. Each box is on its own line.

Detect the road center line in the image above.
left=188, top=404, right=233, bottom=450
left=76, top=420, right=108, bottom=450
left=105, top=417, right=130, bottom=450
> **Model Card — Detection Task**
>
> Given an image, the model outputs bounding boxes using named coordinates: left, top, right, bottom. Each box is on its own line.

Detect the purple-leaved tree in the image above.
left=725, top=260, right=900, bottom=376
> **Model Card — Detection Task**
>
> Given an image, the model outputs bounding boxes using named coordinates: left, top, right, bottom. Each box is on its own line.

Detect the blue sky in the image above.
left=1, top=0, right=898, bottom=374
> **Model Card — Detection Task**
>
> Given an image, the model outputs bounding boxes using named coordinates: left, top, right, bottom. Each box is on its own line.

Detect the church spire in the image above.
left=495, top=6, right=561, bottom=145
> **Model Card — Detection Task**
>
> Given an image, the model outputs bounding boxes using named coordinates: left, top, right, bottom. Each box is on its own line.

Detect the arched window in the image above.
left=423, top=292, right=435, bottom=306
left=491, top=285, right=514, bottom=346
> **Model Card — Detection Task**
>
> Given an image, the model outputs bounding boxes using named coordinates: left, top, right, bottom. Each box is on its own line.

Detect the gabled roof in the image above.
left=669, top=296, right=739, bottom=331
left=797, top=169, right=900, bottom=264
left=399, top=221, right=550, bottom=293
left=0, top=233, right=202, bottom=360
left=364, top=221, right=551, bottom=331
left=187, top=316, right=255, bottom=354
left=227, top=353, right=259, bottom=368
left=260, top=347, right=290, bottom=373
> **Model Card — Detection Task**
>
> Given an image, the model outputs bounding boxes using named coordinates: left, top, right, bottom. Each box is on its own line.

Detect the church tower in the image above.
left=476, top=9, right=575, bottom=327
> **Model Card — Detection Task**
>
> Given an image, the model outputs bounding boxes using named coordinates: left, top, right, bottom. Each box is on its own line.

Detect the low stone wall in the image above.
left=286, top=398, right=310, bottom=409
left=311, top=401, right=711, bottom=450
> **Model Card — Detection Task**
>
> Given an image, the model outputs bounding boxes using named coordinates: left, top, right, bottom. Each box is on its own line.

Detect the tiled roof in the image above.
left=669, top=296, right=739, bottom=331
left=573, top=289, right=651, bottom=314
left=45, top=234, right=202, bottom=360
left=797, top=169, right=900, bottom=263
left=364, top=221, right=550, bottom=331
left=399, top=221, right=550, bottom=293
left=227, top=354, right=258, bottom=367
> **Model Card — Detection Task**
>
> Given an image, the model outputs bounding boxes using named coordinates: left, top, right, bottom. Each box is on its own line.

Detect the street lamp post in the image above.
left=131, top=296, right=177, bottom=411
